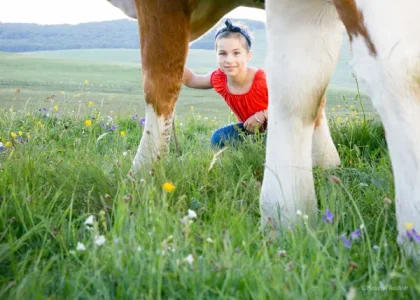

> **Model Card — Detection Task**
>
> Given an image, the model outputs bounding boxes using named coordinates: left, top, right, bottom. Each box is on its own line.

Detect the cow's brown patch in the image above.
left=333, top=0, right=377, bottom=56
left=134, top=0, right=193, bottom=118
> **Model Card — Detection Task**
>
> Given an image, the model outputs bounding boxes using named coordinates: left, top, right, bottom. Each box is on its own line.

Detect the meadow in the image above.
left=0, top=47, right=419, bottom=298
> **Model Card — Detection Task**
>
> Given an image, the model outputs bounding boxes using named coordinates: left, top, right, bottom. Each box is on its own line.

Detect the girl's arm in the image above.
left=183, top=67, right=213, bottom=89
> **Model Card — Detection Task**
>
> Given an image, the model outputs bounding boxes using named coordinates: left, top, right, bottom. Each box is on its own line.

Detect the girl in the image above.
left=183, top=19, right=268, bottom=148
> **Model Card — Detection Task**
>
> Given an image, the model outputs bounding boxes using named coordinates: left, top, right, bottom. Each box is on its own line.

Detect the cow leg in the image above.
left=312, top=95, right=340, bottom=168
left=334, top=0, right=420, bottom=257
left=131, top=0, right=191, bottom=172
left=261, top=0, right=344, bottom=228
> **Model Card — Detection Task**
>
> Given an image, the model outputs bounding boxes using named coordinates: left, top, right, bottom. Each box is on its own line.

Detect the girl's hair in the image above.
left=214, top=19, right=254, bottom=52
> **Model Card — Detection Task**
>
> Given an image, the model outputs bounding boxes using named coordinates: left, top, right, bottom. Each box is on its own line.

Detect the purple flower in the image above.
left=350, top=229, right=362, bottom=240
left=406, top=228, right=420, bottom=244
left=132, top=114, right=138, bottom=121
left=139, top=118, right=146, bottom=126
left=322, top=209, right=334, bottom=224
left=341, top=235, right=352, bottom=248
left=110, top=125, right=117, bottom=131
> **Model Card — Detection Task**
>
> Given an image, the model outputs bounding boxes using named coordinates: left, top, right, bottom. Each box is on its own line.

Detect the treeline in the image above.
left=0, top=19, right=265, bottom=52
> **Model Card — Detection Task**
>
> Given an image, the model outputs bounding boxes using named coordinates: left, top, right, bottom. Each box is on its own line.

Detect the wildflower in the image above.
left=350, top=105, right=354, bottom=109
left=11, top=132, right=17, bottom=138
left=85, top=120, right=92, bottom=127
left=60, top=91, right=65, bottom=95
left=53, top=105, right=59, bottom=111
left=360, top=224, right=365, bottom=230
left=5, top=141, right=12, bottom=148
left=0, top=142, right=4, bottom=152
left=405, top=223, right=420, bottom=243
left=296, top=210, right=302, bottom=216
left=384, top=197, right=392, bottom=205
left=94, top=235, right=106, bottom=246
left=162, top=182, right=175, bottom=193
left=84, top=80, right=89, bottom=85
left=76, top=242, right=86, bottom=251
left=18, top=131, right=22, bottom=136
left=137, top=246, right=142, bottom=252
left=350, top=228, right=362, bottom=240
left=277, top=250, right=287, bottom=257
left=341, top=235, right=352, bottom=248
left=373, top=245, right=380, bottom=251
left=206, top=237, right=214, bottom=243
left=139, top=118, right=146, bottom=126
left=337, top=105, right=341, bottom=108
left=132, top=114, right=138, bottom=121
left=123, top=151, right=127, bottom=156
left=184, top=254, right=194, bottom=265
left=190, top=106, right=194, bottom=110
left=88, top=101, right=93, bottom=106
left=110, top=125, right=117, bottom=131
left=322, top=209, right=334, bottom=224
left=303, top=214, right=309, bottom=220
left=337, top=117, right=342, bottom=122
left=120, top=131, right=126, bottom=137
left=187, top=209, right=197, bottom=219
left=84, top=215, right=95, bottom=226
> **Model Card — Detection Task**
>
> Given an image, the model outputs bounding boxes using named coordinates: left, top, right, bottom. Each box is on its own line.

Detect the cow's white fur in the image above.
left=132, top=104, right=173, bottom=172
left=349, top=0, right=420, bottom=252
left=261, top=0, right=344, bottom=227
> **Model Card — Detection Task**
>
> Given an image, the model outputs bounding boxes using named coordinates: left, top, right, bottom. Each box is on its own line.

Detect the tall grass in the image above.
left=0, top=98, right=419, bottom=299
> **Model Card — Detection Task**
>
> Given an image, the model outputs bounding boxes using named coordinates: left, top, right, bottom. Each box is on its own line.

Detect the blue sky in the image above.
left=0, top=0, right=265, bottom=24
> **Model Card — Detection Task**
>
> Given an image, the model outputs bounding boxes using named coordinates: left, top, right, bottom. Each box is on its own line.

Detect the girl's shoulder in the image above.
left=210, top=68, right=227, bottom=93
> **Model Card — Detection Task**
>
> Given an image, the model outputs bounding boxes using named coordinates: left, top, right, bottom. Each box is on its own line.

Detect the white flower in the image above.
left=180, top=217, right=193, bottom=225
left=94, top=235, right=106, bottom=246
left=206, top=238, right=214, bottom=243
left=76, top=242, right=86, bottom=251
left=0, top=142, right=3, bottom=147
left=114, top=238, right=120, bottom=244
left=373, top=245, right=380, bottom=251
left=184, top=254, right=194, bottom=265
left=137, top=246, right=142, bottom=252
left=123, top=151, right=127, bottom=156
left=69, top=250, right=76, bottom=255
left=187, top=209, right=197, bottom=219
left=296, top=210, right=302, bottom=216
left=84, top=215, right=95, bottom=226
left=360, top=224, right=365, bottom=230
left=303, top=215, right=308, bottom=220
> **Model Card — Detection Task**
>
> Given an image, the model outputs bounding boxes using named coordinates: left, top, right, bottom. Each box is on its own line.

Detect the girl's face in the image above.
left=216, top=36, right=252, bottom=77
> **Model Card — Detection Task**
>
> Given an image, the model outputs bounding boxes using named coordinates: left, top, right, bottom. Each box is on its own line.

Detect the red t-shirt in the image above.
left=210, top=68, right=268, bottom=122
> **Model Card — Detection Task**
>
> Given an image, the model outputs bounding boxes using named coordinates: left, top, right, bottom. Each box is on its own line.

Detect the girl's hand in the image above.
left=244, top=111, right=266, bottom=132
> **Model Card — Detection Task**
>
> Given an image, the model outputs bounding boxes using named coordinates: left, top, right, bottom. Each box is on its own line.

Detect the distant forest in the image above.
left=0, top=19, right=266, bottom=52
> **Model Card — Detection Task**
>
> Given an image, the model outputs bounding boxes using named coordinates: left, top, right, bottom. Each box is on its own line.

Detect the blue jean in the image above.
left=210, top=123, right=249, bottom=148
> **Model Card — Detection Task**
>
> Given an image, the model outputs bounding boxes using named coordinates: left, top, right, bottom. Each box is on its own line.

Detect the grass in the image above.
left=0, top=100, right=419, bottom=299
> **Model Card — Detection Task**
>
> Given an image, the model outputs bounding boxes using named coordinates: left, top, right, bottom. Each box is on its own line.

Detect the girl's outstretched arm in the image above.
left=183, top=67, right=213, bottom=89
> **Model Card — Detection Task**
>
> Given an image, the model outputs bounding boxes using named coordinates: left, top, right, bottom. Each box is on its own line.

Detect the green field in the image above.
left=0, top=38, right=374, bottom=121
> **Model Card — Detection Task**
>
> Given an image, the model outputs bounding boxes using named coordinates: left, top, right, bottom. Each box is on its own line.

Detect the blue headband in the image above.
left=214, top=19, right=252, bottom=48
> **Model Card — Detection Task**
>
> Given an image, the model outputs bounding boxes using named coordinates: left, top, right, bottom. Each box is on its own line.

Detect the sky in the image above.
left=0, top=0, right=265, bottom=25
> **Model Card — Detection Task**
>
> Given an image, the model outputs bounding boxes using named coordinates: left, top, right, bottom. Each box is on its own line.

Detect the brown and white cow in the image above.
left=107, top=0, right=420, bottom=256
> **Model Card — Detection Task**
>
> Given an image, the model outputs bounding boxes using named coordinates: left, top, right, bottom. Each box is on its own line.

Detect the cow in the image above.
left=106, top=0, right=420, bottom=257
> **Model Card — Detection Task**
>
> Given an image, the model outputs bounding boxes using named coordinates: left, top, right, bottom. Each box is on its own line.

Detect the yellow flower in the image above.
left=11, top=132, right=17, bottom=138
left=76, top=93, right=80, bottom=97
left=85, top=120, right=92, bottom=127
left=53, top=105, right=59, bottom=111
left=18, top=131, right=22, bottom=136
left=120, top=131, right=126, bottom=137
left=190, top=106, right=194, bottom=111
left=331, top=107, right=335, bottom=112
left=197, top=114, right=201, bottom=119
left=336, top=117, right=342, bottom=122
left=84, top=80, right=89, bottom=85
left=5, top=141, right=12, bottom=147
left=26, top=113, right=31, bottom=117
left=162, top=182, right=175, bottom=193
left=405, top=222, right=414, bottom=230
left=60, top=91, right=65, bottom=95
left=88, top=101, right=93, bottom=107
left=350, top=105, right=354, bottom=109
left=337, top=105, right=341, bottom=108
